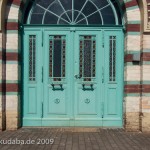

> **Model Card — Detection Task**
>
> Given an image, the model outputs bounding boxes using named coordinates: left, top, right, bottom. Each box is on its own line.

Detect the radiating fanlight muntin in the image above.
left=27, top=0, right=122, bottom=25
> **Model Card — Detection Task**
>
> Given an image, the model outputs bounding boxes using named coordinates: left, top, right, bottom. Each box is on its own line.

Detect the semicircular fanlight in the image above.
left=27, top=0, right=122, bottom=25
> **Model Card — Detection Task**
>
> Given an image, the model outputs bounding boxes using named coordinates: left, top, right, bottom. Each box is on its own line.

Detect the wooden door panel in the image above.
left=103, top=30, right=124, bottom=126
left=28, top=87, right=37, bottom=114
left=23, top=29, right=43, bottom=126
left=77, top=89, right=97, bottom=115
left=48, top=89, right=67, bottom=115
left=74, top=30, right=103, bottom=124
left=23, top=27, right=124, bottom=127
left=43, top=30, right=72, bottom=124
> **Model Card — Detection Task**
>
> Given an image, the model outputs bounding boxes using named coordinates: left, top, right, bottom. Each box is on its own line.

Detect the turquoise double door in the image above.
left=23, top=27, right=124, bottom=127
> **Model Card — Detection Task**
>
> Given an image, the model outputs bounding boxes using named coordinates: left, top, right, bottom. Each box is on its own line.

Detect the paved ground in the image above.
left=0, top=128, right=150, bottom=150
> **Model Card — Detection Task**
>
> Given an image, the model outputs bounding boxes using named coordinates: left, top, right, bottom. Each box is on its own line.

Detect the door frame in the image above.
left=22, top=26, right=124, bottom=127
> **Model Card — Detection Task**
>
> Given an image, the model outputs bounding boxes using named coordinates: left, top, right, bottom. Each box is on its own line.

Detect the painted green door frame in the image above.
left=23, top=27, right=124, bottom=127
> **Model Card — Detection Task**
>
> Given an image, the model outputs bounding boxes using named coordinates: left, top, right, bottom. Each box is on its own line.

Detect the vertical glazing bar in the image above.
left=82, top=37, right=84, bottom=79
left=62, top=36, right=66, bottom=78
left=113, top=37, right=116, bottom=81
left=32, top=36, right=34, bottom=81
left=29, top=36, right=31, bottom=81
left=33, top=36, right=36, bottom=80
left=72, top=0, right=74, bottom=22
left=109, top=36, right=112, bottom=81
left=61, top=37, right=63, bottom=78
left=52, top=36, right=54, bottom=78
left=91, top=37, right=93, bottom=78
left=74, top=0, right=88, bottom=23
left=109, top=36, right=116, bottom=82
left=29, top=35, right=36, bottom=81
left=111, top=36, right=114, bottom=81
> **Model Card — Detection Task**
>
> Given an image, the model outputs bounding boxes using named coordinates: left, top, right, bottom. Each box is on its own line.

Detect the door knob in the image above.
left=74, top=74, right=81, bottom=79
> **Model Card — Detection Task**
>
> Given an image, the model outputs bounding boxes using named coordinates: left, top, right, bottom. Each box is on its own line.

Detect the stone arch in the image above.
left=0, top=0, right=147, bottom=131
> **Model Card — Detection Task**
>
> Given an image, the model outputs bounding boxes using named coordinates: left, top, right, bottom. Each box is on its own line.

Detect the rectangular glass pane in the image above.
left=54, top=38, right=61, bottom=77
left=79, top=35, right=96, bottom=81
left=84, top=38, right=92, bottom=77
left=109, top=36, right=116, bottom=82
left=29, top=35, right=36, bottom=81
left=49, top=35, right=66, bottom=81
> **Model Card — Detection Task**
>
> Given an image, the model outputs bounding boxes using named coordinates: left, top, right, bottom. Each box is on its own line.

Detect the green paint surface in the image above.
left=23, top=27, right=124, bottom=127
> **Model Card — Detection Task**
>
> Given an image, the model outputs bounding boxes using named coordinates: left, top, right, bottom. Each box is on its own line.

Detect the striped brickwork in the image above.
left=4, top=0, right=20, bottom=130
left=123, top=0, right=142, bottom=131
left=0, top=0, right=149, bottom=131
left=141, top=33, right=150, bottom=132
left=0, top=31, right=2, bottom=130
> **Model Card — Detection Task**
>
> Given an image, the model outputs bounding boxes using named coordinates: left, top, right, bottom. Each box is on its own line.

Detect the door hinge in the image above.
left=42, top=67, right=43, bottom=83
left=41, top=102, right=43, bottom=118
left=101, top=102, right=104, bottom=118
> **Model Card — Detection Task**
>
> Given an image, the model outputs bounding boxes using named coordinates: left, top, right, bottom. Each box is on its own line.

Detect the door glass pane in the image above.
left=29, top=35, right=36, bottom=81
left=79, top=36, right=96, bottom=81
left=49, top=36, right=66, bottom=81
left=101, top=6, right=115, bottom=25
left=109, top=36, right=116, bottom=82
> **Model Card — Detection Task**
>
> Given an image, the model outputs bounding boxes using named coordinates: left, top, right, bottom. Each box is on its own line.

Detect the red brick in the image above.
left=6, top=22, right=18, bottom=30
left=125, top=54, right=133, bottom=62
left=126, top=24, right=140, bottom=32
left=125, top=0, right=138, bottom=8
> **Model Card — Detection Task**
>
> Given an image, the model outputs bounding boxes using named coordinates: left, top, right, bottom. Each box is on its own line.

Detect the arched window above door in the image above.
left=26, top=0, right=122, bottom=25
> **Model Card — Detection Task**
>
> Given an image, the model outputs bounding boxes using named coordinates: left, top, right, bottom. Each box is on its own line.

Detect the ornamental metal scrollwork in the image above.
left=54, top=98, right=60, bottom=104
left=147, top=22, right=150, bottom=29
left=84, top=98, right=90, bottom=104
left=142, top=0, right=150, bottom=32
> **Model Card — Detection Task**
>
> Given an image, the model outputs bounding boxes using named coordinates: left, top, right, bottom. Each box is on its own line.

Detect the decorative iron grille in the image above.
left=29, top=35, right=36, bottom=81
left=109, top=36, right=116, bottom=82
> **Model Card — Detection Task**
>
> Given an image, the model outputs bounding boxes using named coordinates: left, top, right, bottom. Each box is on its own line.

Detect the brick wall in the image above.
left=0, top=31, right=2, bottom=130
left=141, top=33, right=150, bottom=132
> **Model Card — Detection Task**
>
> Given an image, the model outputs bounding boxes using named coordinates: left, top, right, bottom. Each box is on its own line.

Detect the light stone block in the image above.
left=0, top=33, right=2, bottom=49
left=6, top=95, right=18, bottom=111
left=6, top=64, right=18, bottom=80
left=142, top=35, right=150, bottom=49
left=6, top=117, right=18, bottom=130
left=125, top=112, right=140, bottom=132
left=0, top=95, right=2, bottom=112
left=142, top=97, right=150, bottom=113
left=125, top=66, right=141, bottom=81
left=6, top=34, right=18, bottom=50
left=126, top=35, right=141, bottom=51
left=7, top=6, right=19, bottom=20
left=0, top=64, right=2, bottom=81
left=142, top=113, right=150, bottom=132
left=143, top=65, right=150, bottom=80
left=126, top=8, right=141, bottom=22
left=125, top=97, right=140, bottom=112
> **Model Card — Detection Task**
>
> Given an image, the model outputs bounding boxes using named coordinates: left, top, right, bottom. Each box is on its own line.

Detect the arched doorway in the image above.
left=23, top=0, right=124, bottom=127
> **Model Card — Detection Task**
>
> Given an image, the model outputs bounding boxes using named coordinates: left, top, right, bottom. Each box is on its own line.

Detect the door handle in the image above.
left=51, top=84, right=64, bottom=91
left=74, top=74, right=81, bottom=79
left=82, top=84, right=94, bottom=91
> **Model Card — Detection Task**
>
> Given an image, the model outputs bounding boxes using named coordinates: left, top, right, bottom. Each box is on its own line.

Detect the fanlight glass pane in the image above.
left=79, top=36, right=96, bottom=81
left=27, top=0, right=122, bottom=25
left=49, top=36, right=66, bottom=81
